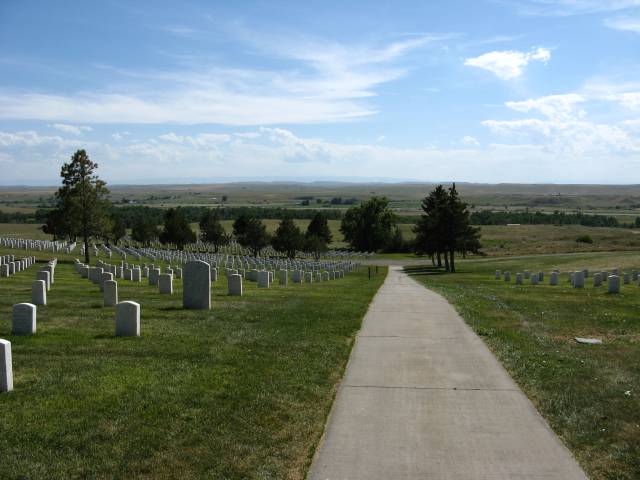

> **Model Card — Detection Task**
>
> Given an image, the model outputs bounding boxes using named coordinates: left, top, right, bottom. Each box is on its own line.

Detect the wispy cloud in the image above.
left=49, top=123, right=92, bottom=135
left=0, top=33, right=445, bottom=126
left=464, top=47, right=551, bottom=80
left=604, top=15, right=640, bottom=33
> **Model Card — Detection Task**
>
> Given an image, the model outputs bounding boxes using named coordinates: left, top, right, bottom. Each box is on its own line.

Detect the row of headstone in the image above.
left=0, top=255, right=37, bottom=278
left=0, top=237, right=69, bottom=252
left=495, top=268, right=638, bottom=294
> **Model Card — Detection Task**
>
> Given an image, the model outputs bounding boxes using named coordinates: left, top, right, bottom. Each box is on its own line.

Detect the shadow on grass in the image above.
left=404, top=265, right=449, bottom=277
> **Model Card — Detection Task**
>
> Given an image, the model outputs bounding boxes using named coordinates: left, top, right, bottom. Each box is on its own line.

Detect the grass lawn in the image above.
left=0, top=248, right=386, bottom=479
left=407, top=250, right=640, bottom=480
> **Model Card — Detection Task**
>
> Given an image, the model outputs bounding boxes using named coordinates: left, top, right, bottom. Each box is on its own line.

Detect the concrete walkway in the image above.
left=308, top=266, right=588, bottom=480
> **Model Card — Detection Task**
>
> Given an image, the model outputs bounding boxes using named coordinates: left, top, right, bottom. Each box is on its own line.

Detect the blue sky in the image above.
left=0, top=0, right=639, bottom=185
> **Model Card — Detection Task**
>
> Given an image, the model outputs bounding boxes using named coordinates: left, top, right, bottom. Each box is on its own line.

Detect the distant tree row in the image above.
left=470, top=210, right=623, bottom=228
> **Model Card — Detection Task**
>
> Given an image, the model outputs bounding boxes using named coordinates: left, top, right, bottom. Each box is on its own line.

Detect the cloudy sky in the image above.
left=1, top=0, right=639, bottom=185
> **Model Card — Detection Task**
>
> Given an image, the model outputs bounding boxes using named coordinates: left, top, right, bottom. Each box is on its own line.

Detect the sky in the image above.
left=0, top=0, right=639, bottom=185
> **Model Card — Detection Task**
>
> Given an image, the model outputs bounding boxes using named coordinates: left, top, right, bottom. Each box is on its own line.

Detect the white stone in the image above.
left=0, top=264, right=8, bottom=277
left=159, top=273, right=173, bottom=294
left=573, top=271, right=584, bottom=288
left=503, top=271, right=511, bottom=282
left=183, top=261, right=211, bottom=310
left=608, top=275, right=620, bottom=294
left=257, top=270, right=270, bottom=288
left=132, top=268, right=141, bottom=282
left=0, top=339, right=13, bottom=392
left=101, top=272, right=114, bottom=291
left=549, top=272, right=558, bottom=286
left=12, top=303, right=36, bottom=335
left=116, top=301, right=140, bottom=336
left=149, top=268, right=160, bottom=286
left=305, top=271, right=313, bottom=283
left=495, top=270, right=501, bottom=279
left=593, top=273, right=602, bottom=287
left=104, top=280, right=118, bottom=307
left=36, top=270, right=50, bottom=291
left=227, top=274, right=243, bottom=296
left=31, top=280, right=46, bottom=305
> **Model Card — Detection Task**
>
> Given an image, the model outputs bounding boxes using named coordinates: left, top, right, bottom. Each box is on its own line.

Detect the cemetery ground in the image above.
left=407, top=250, right=640, bottom=480
left=0, top=247, right=386, bottom=479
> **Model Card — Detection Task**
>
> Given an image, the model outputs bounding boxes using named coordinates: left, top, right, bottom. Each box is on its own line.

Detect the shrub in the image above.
left=576, top=234, right=594, bottom=244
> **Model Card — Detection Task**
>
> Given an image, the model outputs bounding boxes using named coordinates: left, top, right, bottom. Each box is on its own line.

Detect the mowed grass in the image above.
left=407, top=251, right=640, bottom=480
left=0, top=248, right=386, bottom=479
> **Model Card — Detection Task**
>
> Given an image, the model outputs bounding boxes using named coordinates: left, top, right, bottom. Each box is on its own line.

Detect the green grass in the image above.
left=407, top=251, right=640, bottom=480
left=0, top=248, right=386, bottom=479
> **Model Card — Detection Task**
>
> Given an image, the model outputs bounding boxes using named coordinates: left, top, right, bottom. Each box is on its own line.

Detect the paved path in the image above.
left=308, top=266, right=588, bottom=480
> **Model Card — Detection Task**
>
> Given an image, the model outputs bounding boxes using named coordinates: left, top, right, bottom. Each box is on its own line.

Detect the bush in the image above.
left=576, top=234, right=594, bottom=244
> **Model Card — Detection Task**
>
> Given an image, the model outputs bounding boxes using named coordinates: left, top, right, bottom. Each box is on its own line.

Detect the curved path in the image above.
left=308, top=266, right=587, bottom=480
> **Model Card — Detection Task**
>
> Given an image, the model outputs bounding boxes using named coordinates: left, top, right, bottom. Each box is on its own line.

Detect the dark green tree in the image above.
left=131, top=217, right=159, bottom=246
left=340, top=197, right=396, bottom=252
left=271, top=217, right=304, bottom=259
left=305, top=234, right=328, bottom=261
left=233, top=213, right=270, bottom=256
left=53, top=149, right=111, bottom=263
left=443, top=184, right=481, bottom=272
left=414, top=184, right=481, bottom=272
left=306, top=212, right=332, bottom=244
left=199, top=208, right=230, bottom=252
left=413, top=185, right=449, bottom=267
left=41, top=207, right=73, bottom=241
left=159, top=208, right=196, bottom=249
left=110, top=214, right=127, bottom=245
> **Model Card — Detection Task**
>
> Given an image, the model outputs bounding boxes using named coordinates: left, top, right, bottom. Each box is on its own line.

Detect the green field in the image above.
left=3, top=182, right=640, bottom=216
left=407, top=251, right=640, bottom=480
left=0, top=248, right=386, bottom=479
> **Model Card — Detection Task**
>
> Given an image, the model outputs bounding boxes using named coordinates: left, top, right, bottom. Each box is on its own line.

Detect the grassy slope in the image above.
left=407, top=251, right=640, bottom=480
left=0, top=248, right=386, bottom=479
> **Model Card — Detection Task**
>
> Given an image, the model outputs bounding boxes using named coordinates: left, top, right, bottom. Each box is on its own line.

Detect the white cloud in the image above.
left=605, top=92, right=640, bottom=109
left=112, top=131, right=131, bottom=141
left=0, top=34, right=442, bottom=125
left=464, top=47, right=551, bottom=80
left=505, top=93, right=586, bottom=120
left=49, top=123, right=92, bottom=135
left=605, top=15, right=640, bottom=32
left=482, top=92, right=640, bottom=155
left=462, top=135, right=480, bottom=146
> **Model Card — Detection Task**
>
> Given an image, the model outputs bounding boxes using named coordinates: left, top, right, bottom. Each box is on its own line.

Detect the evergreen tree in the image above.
left=199, top=208, right=229, bottom=252
left=271, top=217, right=304, bottom=259
left=340, top=197, right=396, bottom=252
left=52, top=149, right=111, bottom=263
left=306, top=212, right=332, bottom=244
left=305, top=234, right=328, bottom=261
left=131, top=217, right=159, bottom=246
left=110, top=215, right=127, bottom=245
left=233, top=213, right=270, bottom=256
left=159, top=208, right=196, bottom=249
left=414, top=184, right=481, bottom=272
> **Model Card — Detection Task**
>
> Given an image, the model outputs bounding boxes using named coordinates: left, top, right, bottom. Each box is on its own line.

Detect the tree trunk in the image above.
left=443, top=251, right=450, bottom=272
left=436, top=252, right=442, bottom=268
left=450, top=250, right=456, bottom=273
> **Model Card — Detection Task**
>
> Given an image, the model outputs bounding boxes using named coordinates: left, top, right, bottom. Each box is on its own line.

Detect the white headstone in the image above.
left=12, top=303, right=36, bottom=335
left=608, top=275, right=620, bottom=294
left=159, top=273, right=173, bottom=294
left=227, top=274, right=243, bottom=296
left=31, top=280, right=46, bottom=305
left=116, top=301, right=140, bottom=336
left=183, top=261, right=211, bottom=310
left=257, top=270, right=270, bottom=288
left=0, top=339, right=13, bottom=392
left=37, top=270, right=50, bottom=291
left=104, top=280, right=118, bottom=307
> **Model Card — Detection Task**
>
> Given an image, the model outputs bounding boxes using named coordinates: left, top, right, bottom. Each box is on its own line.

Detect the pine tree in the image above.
left=272, top=217, right=304, bottom=259
left=306, top=212, right=332, bottom=244
left=159, top=208, right=196, bottom=249
left=53, top=150, right=111, bottom=263
left=233, top=213, right=270, bottom=256
left=199, top=208, right=230, bottom=252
